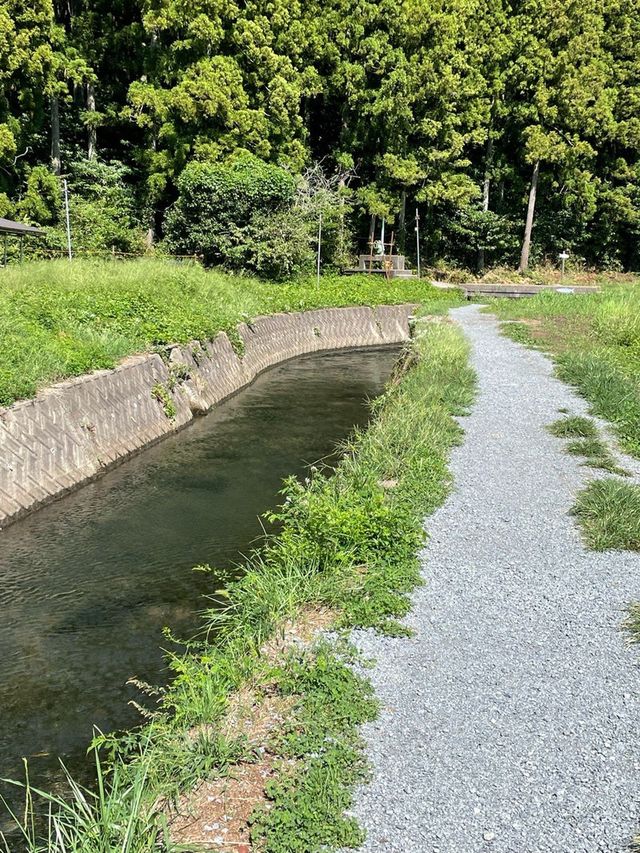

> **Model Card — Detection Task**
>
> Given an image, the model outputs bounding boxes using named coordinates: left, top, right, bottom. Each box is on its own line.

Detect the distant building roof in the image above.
left=0, top=217, right=44, bottom=237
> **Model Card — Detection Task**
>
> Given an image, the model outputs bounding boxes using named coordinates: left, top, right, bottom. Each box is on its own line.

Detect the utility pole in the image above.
left=63, top=179, right=72, bottom=261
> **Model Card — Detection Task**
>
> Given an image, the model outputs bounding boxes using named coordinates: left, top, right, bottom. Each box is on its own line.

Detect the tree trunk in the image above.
left=51, top=96, right=61, bottom=175
left=478, top=136, right=493, bottom=274
left=86, top=82, right=97, bottom=160
left=519, top=159, right=540, bottom=273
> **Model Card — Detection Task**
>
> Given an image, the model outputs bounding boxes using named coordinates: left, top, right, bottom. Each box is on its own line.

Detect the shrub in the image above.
left=165, top=154, right=296, bottom=266
left=227, top=209, right=315, bottom=280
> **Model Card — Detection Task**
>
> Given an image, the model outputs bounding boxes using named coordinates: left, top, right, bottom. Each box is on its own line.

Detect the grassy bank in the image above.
left=2, top=320, right=475, bottom=852
left=490, top=287, right=640, bottom=556
left=488, top=284, right=640, bottom=458
left=0, top=259, right=460, bottom=407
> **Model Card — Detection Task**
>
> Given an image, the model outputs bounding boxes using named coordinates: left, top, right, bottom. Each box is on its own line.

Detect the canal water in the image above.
left=0, top=346, right=399, bottom=826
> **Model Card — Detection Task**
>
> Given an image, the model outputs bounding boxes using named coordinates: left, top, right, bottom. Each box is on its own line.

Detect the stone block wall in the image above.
left=0, top=304, right=414, bottom=528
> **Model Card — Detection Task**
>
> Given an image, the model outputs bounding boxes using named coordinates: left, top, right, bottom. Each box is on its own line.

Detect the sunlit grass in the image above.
left=548, top=415, right=599, bottom=439
left=572, top=479, right=640, bottom=551
left=489, top=284, right=640, bottom=458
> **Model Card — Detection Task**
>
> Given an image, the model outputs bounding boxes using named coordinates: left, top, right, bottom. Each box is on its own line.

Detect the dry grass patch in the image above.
left=259, top=607, right=337, bottom=665
left=168, top=607, right=336, bottom=851
left=169, top=759, right=279, bottom=852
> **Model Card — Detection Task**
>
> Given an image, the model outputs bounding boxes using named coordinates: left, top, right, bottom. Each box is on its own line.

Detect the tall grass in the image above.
left=0, top=259, right=459, bottom=406
left=491, top=285, right=640, bottom=457
left=1, top=320, right=475, bottom=852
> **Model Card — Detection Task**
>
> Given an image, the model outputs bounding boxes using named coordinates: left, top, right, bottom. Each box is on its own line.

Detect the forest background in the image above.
left=1, top=0, right=639, bottom=278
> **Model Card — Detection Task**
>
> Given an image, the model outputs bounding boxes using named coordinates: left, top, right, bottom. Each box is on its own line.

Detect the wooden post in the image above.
left=19, top=235, right=24, bottom=263
left=415, top=208, right=421, bottom=279
left=3, top=233, right=7, bottom=267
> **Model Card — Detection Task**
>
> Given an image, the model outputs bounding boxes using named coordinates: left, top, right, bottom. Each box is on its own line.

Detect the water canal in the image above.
left=0, top=345, right=400, bottom=825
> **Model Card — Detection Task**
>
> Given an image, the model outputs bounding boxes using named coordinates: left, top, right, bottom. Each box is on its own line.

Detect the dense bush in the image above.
left=165, top=155, right=298, bottom=268
left=226, top=209, right=315, bottom=279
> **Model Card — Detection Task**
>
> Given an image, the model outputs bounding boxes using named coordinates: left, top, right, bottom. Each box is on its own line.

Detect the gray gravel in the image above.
left=347, top=305, right=640, bottom=853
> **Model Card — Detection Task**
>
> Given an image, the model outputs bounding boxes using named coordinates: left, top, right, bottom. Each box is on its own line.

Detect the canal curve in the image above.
left=0, top=345, right=400, bottom=824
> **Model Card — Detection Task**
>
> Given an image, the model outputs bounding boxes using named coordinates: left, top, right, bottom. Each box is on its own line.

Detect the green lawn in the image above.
left=0, top=259, right=459, bottom=407
left=489, top=283, right=640, bottom=458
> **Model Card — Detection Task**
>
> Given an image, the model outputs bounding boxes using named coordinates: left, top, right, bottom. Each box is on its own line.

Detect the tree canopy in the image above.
left=1, top=0, right=639, bottom=271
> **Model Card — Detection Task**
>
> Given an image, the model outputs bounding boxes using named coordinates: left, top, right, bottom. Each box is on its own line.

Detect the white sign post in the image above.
left=558, top=250, right=570, bottom=282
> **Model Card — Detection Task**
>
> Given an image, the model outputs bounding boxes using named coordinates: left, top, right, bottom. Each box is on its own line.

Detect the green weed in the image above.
left=1, top=748, right=164, bottom=853
left=250, top=644, right=378, bottom=852
left=548, top=416, right=598, bottom=439
left=565, top=437, right=609, bottom=457
left=572, top=479, right=640, bottom=551
left=151, top=383, right=177, bottom=420
left=547, top=418, right=628, bottom=475
left=623, top=603, right=640, bottom=644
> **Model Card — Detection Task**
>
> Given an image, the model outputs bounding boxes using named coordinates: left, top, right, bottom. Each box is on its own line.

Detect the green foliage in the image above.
left=564, top=437, right=628, bottom=476
left=64, top=160, right=142, bottom=253
left=1, top=748, right=164, bottom=853
left=165, top=155, right=296, bottom=266
left=572, top=479, right=640, bottom=551
left=18, top=167, right=61, bottom=225
left=624, top=603, right=640, bottom=645
left=151, top=383, right=176, bottom=419
left=546, top=414, right=628, bottom=475
left=548, top=416, right=599, bottom=439
left=444, top=207, right=518, bottom=269
left=227, top=209, right=315, bottom=280
left=250, top=646, right=377, bottom=852
left=2, top=0, right=640, bottom=271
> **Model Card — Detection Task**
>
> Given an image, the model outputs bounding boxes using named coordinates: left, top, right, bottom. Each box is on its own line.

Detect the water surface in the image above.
left=0, top=346, right=399, bottom=819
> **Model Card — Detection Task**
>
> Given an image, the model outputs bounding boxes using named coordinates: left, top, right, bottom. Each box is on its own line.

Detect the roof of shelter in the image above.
left=0, top=217, right=44, bottom=237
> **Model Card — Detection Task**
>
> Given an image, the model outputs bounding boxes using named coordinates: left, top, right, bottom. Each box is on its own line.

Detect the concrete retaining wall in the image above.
left=0, top=304, right=414, bottom=528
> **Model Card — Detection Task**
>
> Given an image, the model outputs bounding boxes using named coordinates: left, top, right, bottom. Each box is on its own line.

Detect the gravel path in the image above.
left=348, top=305, right=640, bottom=853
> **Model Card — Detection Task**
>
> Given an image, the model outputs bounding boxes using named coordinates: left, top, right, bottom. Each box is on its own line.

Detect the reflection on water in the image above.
left=0, top=346, right=399, bottom=824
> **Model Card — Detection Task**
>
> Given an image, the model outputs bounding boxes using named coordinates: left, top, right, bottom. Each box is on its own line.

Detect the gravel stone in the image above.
left=347, top=305, right=640, bottom=853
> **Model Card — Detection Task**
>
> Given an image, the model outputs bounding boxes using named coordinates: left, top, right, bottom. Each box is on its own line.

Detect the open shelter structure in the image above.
left=0, top=217, right=44, bottom=265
